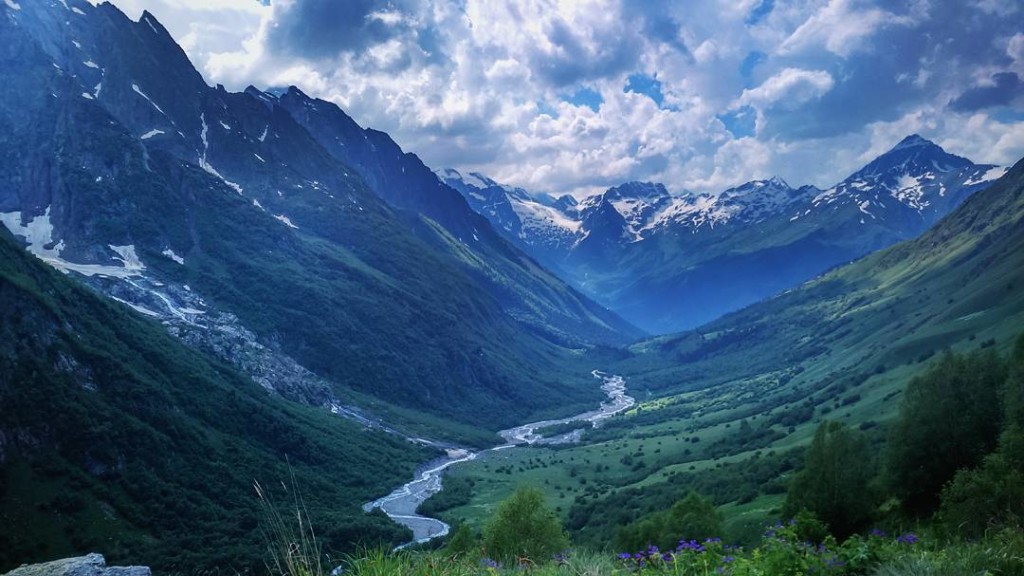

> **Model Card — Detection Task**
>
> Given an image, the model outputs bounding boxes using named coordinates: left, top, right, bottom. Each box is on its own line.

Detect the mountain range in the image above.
left=442, top=136, right=1004, bottom=332
left=0, top=0, right=641, bottom=433
left=626, top=152, right=1024, bottom=398
left=2, top=0, right=1024, bottom=572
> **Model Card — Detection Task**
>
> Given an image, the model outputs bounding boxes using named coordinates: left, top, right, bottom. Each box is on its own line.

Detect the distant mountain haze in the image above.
left=442, top=135, right=1003, bottom=332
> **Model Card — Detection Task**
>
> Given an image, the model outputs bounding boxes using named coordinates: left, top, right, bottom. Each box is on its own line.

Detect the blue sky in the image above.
left=104, top=0, right=1024, bottom=197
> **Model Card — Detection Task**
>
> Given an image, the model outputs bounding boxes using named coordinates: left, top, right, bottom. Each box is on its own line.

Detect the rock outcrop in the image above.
left=2, top=554, right=150, bottom=576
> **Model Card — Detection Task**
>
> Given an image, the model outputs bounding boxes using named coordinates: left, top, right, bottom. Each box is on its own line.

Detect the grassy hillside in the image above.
left=0, top=228, right=435, bottom=572
left=424, top=157, right=1024, bottom=546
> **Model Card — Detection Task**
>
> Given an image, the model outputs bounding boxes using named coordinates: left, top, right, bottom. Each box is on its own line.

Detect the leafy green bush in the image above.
left=482, top=486, right=569, bottom=564
left=939, top=334, right=1024, bottom=537
left=887, top=349, right=1005, bottom=516
left=784, top=421, right=876, bottom=538
left=615, top=491, right=723, bottom=552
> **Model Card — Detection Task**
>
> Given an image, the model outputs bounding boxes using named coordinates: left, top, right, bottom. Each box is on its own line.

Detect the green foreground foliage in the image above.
left=292, top=524, right=1024, bottom=576
left=348, top=337, right=1024, bottom=576
left=481, top=487, right=570, bottom=564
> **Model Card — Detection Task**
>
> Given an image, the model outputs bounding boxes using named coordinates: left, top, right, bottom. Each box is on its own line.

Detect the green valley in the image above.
left=412, top=157, right=1024, bottom=559
left=2, top=1, right=1024, bottom=575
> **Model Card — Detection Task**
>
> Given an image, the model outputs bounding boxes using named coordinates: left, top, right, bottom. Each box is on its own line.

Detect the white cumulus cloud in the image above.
left=101, top=0, right=1024, bottom=196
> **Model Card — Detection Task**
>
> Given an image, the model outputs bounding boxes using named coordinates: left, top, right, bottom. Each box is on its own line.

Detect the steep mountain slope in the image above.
left=0, top=0, right=637, bottom=429
left=446, top=138, right=1001, bottom=333
left=0, top=227, right=432, bottom=572
left=273, top=87, right=641, bottom=346
left=440, top=169, right=582, bottom=271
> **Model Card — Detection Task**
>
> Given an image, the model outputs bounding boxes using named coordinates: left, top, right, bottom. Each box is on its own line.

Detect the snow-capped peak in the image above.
left=436, top=168, right=502, bottom=191
left=603, top=181, right=670, bottom=202
left=890, top=133, right=933, bottom=152
left=720, top=177, right=792, bottom=198
left=811, top=134, right=996, bottom=215
left=849, top=134, right=972, bottom=184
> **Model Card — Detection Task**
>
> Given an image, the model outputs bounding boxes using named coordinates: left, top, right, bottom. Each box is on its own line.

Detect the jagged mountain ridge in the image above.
left=443, top=135, right=1003, bottom=333
left=0, top=0, right=639, bottom=429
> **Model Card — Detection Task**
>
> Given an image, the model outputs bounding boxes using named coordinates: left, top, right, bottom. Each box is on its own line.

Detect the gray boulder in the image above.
left=2, top=554, right=149, bottom=576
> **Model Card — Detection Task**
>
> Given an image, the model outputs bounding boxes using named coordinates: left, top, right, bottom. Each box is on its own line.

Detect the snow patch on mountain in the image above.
left=132, top=83, right=166, bottom=116
left=893, top=173, right=930, bottom=211
left=142, top=14, right=159, bottom=34
left=0, top=208, right=146, bottom=278
left=438, top=167, right=581, bottom=248
left=274, top=214, right=299, bottom=229
left=109, top=245, right=145, bottom=273
left=162, top=248, right=184, bottom=264
left=967, top=166, right=1006, bottom=185
left=459, top=171, right=493, bottom=190
left=110, top=295, right=162, bottom=317
left=198, top=113, right=243, bottom=195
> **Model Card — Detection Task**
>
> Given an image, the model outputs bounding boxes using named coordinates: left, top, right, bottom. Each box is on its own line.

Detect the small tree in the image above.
left=667, top=491, right=724, bottom=542
left=444, top=522, right=477, bottom=557
left=940, top=334, right=1024, bottom=536
left=482, top=486, right=569, bottom=564
left=784, top=421, right=875, bottom=538
left=614, top=491, right=722, bottom=552
left=887, top=349, right=1005, bottom=516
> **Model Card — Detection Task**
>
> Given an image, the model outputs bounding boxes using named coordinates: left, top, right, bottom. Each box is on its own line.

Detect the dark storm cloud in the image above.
left=757, top=1, right=1024, bottom=140
left=623, top=1, right=691, bottom=59
left=266, top=0, right=417, bottom=60
left=761, top=36, right=926, bottom=139
left=950, top=72, right=1022, bottom=111
left=530, top=18, right=643, bottom=88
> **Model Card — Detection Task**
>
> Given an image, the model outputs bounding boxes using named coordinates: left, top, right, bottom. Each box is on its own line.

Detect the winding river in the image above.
left=362, top=370, right=635, bottom=548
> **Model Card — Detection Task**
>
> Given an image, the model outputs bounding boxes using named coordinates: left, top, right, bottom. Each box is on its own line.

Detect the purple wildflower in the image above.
left=676, top=539, right=706, bottom=552
left=897, top=533, right=919, bottom=545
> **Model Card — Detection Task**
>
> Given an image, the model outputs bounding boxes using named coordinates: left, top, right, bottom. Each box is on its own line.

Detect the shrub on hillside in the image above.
left=482, top=486, right=569, bottom=564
